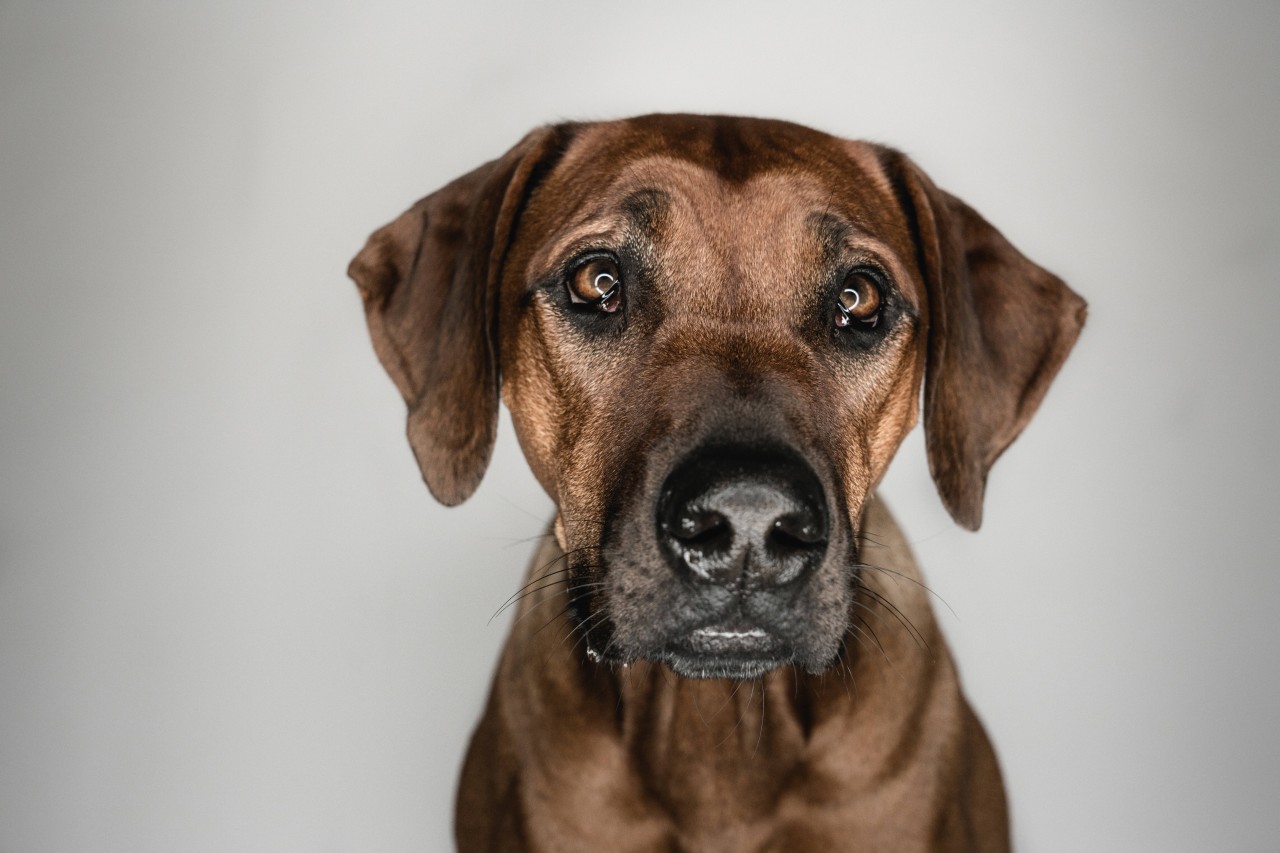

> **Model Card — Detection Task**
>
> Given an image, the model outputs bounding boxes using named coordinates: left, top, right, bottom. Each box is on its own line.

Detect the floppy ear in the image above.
left=348, top=127, right=568, bottom=505
left=882, top=152, right=1087, bottom=530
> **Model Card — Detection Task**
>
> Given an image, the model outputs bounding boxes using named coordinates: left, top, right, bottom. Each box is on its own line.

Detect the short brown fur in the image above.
left=349, top=114, right=1085, bottom=852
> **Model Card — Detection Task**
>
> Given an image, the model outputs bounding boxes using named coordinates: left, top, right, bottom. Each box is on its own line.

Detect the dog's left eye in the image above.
left=567, top=257, right=623, bottom=313
left=834, top=271, right=881, bottom=329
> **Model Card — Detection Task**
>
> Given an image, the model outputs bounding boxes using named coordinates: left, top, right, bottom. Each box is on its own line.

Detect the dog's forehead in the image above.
left=556, top=115, right=890, bottom=187
left=543, top=116, right=900, bottom=227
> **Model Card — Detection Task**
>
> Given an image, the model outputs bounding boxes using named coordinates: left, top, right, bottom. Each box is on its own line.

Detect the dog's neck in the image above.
left=492, top=496, right=963, bottom=841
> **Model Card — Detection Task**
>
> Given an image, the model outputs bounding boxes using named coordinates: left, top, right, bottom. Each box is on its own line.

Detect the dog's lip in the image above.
left=584, top=620, right=796, bottom=678
left=676, top=621, right=787, bottom=657
left=657, top=623, right=793, bottom=679
left=691, top=626, right=769, bottom=640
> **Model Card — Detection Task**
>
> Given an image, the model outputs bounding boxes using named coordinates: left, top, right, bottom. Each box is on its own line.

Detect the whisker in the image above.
left=526, top=576, right=606, bottom=641
left=498, top=529, right=559, bottom=550
left=493, top=565, right=587, bottom=613
left=848, top=615, right=902, bottom=683
left=597, top=629, right=625, bottom=663
left=716, top=679, right=754, bottom=749
left=489, top=571, right=573, bottom=623
left=490, top=552, right=573, bottom=616
left=855, top=560, right=958, bottom=620
left=856, top=529, right=889, bottom=550
left=511, top=581, right=603, bottom=630
left=858, top=585, right=930, bottom=653
left=754, top=677, right=767, bottom=756
left=489, top=546, right=606, bottom=622
left=693, top=672, right=744, bottom=722
left=840, top=650, right=857, bottom=701
left=538, top=608, right=607, bottom=670
left=530, top=601, right=578, bottom=641
left=563, top=608, right=612, bottom=662
left=494, top=496, right=555, bottom=526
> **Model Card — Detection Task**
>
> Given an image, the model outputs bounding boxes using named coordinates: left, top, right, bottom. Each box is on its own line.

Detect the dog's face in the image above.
left=350, top=115, right=1085, bottom=680
left=501, top=124, right=926, bottom=678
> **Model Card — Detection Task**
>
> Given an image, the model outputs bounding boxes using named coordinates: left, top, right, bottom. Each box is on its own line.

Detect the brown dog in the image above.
left=349, top=114, right=1085, bottom=852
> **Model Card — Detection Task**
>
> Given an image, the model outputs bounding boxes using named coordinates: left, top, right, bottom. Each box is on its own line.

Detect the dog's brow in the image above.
left=807, top=210, right=853, bottom=250
left=807, top=210, right=875, bottom=270
left=620, top=188, right=669, bottom=236
left=807, top=211, right=901, bottom=261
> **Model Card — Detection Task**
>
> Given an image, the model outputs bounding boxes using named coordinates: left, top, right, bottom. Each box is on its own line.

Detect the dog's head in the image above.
left=350, top=115, right=1085, bottom=680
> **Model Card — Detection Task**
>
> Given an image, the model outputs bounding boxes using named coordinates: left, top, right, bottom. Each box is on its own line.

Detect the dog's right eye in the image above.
left=567, top=257, right=623, bottom=313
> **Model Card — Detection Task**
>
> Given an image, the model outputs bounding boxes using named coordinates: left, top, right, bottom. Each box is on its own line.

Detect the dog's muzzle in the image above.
left=643, top=444, right=836, bottom=679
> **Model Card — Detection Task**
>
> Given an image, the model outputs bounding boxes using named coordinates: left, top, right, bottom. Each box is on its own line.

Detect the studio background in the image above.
left=2, top=2, right=1277, bottom=851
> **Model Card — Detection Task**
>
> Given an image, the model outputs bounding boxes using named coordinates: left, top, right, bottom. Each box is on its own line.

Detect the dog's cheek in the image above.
left=503, top=326, right=567, bottom=503
left=504, top=309, right=637, bottom=506
left=862, top=355, right=923, bottom=490
left=560, top=388, right=669, bottom=550
left=776, top=538, right=856, bottom=671
left=600, top=558, right=665, bottom=657
left=594, top=484, right=674, bottom=656
left=552, top=402, right=658, bottom=638
left=827, top=333, right=923, bottom=510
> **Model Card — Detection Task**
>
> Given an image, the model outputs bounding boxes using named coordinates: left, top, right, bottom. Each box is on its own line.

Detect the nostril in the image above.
left=768, top=513, right=827, bottom=551
left=669, top=509, right=732, bottom=551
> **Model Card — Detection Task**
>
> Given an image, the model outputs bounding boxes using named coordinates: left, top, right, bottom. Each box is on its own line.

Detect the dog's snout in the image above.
left=658, top=448, right=828, bottom=589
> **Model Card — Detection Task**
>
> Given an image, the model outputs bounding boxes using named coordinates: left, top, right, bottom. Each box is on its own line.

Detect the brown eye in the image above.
left=568, top=257, right=622, bottom=313
left=834, top=271, right=881, bottom=328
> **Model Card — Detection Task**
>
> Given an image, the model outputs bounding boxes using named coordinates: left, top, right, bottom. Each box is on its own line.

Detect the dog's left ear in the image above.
left=348, top=126, right=569, bottom=505
left=880, top=151, right=1087, bottom=530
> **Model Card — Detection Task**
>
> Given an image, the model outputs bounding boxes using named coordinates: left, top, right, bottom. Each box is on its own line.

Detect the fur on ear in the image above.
left=348, top=126, right=570, bottom=505
left=880, top=151, right=1087, bottom=530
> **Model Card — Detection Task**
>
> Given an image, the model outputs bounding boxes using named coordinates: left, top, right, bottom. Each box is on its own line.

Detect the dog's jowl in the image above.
left=349, top=114, right=1085, bottom=852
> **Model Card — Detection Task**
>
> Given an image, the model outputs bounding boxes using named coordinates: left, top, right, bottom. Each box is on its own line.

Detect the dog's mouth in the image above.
left=655, top=621, right=795, bottom=680
left=577, top=600, right=801, bottom=681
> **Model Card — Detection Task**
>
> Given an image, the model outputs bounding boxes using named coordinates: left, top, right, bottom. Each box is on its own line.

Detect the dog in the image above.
left=349, top=114, right=1085, bottom=852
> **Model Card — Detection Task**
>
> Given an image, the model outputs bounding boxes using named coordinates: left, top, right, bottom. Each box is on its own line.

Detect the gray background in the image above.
left=2, top=1, right=1277, bottom=851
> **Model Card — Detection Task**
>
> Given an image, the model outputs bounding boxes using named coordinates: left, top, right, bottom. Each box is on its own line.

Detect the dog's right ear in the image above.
left=877, top=148, right=1087, bottom=531
left=348, top=127, right=568, bottom=505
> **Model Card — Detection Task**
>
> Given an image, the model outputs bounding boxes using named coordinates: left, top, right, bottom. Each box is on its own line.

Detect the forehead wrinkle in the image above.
left=539, top=189, right=672, bottom=266
left=619, top=187, right=670, bottom=236
left=574, top=157, right=734, bottom=312
left=803, top=210, right=920, bottom=301
left=529, top=159, right=694, bottom=275
left=528, top=219, right=627, bottom=282
left=809, top=210, right=853, bottom=253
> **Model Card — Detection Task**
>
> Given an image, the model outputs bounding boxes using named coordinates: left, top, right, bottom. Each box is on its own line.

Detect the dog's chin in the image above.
left=590, top=623, right=843, bottom=681
left=654, top=650, right=791, bottom=681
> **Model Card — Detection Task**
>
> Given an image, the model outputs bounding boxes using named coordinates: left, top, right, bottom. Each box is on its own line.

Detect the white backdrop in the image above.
left=2, top=2, right=1277, bottom=851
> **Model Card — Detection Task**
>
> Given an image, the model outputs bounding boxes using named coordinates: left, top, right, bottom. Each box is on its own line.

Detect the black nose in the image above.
left=657, top=447, right=828, bottom=589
